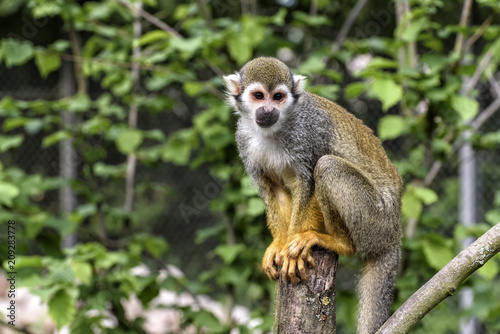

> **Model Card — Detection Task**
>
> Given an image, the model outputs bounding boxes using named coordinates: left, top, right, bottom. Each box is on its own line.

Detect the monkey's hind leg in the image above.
left=313, top=155, right=401, bottom=334
left=313, top=155, right=400, bottom=256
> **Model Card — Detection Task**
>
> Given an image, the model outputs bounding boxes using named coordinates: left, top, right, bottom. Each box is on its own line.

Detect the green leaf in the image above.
left=35, top=50, right=61, bottom=78
left=371, top=77, right=403, bottom=111
left=68, top=94, right=91, bottom=113
left=1, top=38, right=34, bottom=67
left=297, top=55, right=325, bottom=74
left=378, top=115, right=407, bottom=141
left=42, top=130, right=72, bottom=148
left=139, top=30, right=170, bottom=46
left=161, top=129, right=198, bottom=165
left=116, top=129, right=144, bottom=154
left=228, top=33, right=252, bottom=65
left=93, top=162, right=126, bottom=178
left=0, top=134, right=24, bottom=152
left=401, top=188, right=422, bottom=220
left=95, top=252, right=128, bottom=270
left=451, top=95, right=479, bottom=122
left=48, top=289, right=77, bottom=329
left=242, top=16, right=266, bottom=44
left=367, top=57, right=399, bottom=69
left=401, top=17, right=428, bottom=42
left=81, top=116, right=111, bottom=134
left=485, top=209, right=500, bottom=225
left=413, top=187, right=439, bottom=205
left=3, top=117, right=28, bottom=131
left=293, top=11, right=330, bottom=26
left=345, top=82, right=367, bottom=99
left=0, top=181, right=20, bottom=207
left=183, top=81, right=203, bottom=97
left=3, top=255, right=42, bottom=270
left=0, top=96, right=20, bottom=117
left=170, top=36, right=202, bottom=60
left=247, top=197, right=265, bottom=217
left=213, top=244, right=246, bottom=264
left=477, top=258, right=499, bottom=280
left=421, top=236, right=454, bottom=271
left=71, top=261, right=93, bottom=286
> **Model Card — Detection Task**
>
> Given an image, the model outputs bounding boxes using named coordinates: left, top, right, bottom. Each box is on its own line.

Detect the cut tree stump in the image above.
left=274, top=248, right=339, bottom=334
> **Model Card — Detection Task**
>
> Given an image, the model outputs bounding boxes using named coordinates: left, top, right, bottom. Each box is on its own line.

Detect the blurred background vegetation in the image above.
left=0, top=0, right=499, bottom=333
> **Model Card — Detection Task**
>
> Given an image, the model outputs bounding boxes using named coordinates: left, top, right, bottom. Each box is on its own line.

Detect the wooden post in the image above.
left=274, top=249, right=339, bottom=334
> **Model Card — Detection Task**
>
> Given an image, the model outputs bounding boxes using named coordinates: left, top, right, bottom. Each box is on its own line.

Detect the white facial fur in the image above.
left=223, top=72, right=307, bottom=173
left=223, top=73, right=307, bottom=135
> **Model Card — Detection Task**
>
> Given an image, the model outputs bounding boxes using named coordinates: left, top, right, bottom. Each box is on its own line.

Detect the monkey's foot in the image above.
left=287, top=230, right=355, bottom=259
left=286, top=231, right=323, bottom=263
left=262, top=241, right=284, bottom=281
left=280, top=255, right=310, bottom=284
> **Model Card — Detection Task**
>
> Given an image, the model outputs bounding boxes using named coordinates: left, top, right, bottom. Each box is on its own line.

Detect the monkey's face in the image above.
left=240, top=82, right=293, bottom=129
left=223, top=57, right=307, bottom=133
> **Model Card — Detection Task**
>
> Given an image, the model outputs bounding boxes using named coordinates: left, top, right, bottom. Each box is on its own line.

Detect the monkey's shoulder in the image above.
left=303, top=92, right=376, bottom=139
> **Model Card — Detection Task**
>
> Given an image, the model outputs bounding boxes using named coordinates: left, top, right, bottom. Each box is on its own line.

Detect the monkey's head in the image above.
left=223, top=57, right=306, bottom=131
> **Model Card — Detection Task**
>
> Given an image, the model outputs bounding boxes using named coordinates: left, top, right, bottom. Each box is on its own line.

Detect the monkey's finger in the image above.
left=306, top=254, right=316, bottom=268
left=300, top=242, right=313, bottom=260
left=297, top=257, right=308, bottom=281
left=262, top=255, right=279, bottom=280
left=281, top=256, right=290, bottom=281
left=265, top=266, right=279, bottom=280
left=275, top=252, right=284, bottom=266
left=287, top=258, right=300, bottom=285
left=287, top=240, right=303, bottom=259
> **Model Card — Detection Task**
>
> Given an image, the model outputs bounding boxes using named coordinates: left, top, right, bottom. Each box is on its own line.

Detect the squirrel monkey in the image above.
left=223, top=57, right=403, bottom=334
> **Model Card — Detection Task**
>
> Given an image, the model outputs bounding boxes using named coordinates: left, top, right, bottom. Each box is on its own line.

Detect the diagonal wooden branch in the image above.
left=464, top=13, right=496, bottom=51
left=453, top=0, right=474, bottom=55
left=377, top=222, right=500, bottom=334
left=117, top=0, right=181, bottom=38
left=463, top=49, right=494, bottom=93
left=333, top=0, right=369, bottom=51
left=117, top=0, right=225, bottom=76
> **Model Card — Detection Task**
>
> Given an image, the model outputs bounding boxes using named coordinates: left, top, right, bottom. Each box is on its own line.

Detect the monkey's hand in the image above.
left=262, top=240, right=285, bottom=281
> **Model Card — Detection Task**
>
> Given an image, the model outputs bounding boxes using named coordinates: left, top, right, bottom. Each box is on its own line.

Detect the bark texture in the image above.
left=274, top=249, right=338, bottom=334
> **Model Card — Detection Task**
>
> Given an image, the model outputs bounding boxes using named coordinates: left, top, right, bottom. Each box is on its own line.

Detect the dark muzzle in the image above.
left=255, top=107, right=279, bottom=128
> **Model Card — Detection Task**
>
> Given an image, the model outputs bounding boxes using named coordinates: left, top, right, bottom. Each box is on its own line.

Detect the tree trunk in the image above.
left=274, top=249, right=338, bottom=334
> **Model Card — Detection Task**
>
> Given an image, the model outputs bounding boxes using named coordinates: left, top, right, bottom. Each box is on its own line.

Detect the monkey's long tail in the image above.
left=357, top=247, right=400, bottom=334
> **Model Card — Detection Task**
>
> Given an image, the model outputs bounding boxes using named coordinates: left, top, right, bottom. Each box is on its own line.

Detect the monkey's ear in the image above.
left=223, top=73, right=242, bottom=96
left=292, top=74, right=307, bottom=95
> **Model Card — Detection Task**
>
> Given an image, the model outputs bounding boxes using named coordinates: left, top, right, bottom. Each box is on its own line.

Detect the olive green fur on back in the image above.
left=306, top=92, right=402, bottom=189
left=240, top=57, right=293, bottom=91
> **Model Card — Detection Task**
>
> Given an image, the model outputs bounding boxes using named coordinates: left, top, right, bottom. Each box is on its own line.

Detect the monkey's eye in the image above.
left=273, top=93, right=283, bottom=101
left=254, top=92, right=264, bottom=100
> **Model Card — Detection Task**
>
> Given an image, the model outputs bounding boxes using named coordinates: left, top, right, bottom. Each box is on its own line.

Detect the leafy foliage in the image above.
left=0, top=0, right=499, bottom=333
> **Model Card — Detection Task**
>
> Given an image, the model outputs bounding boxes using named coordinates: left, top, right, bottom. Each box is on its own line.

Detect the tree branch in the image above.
left=453, top=0, right=474, bottom=55
left=333, top=0, right=369, bottom=51
left=470, top=97, right=500, bottom=130
left=463, top=49, right=494, bottom=93
left=68, top=22, right=86, bottom=95
left=116, top=0, right=225, bottom=77
left=124, top=0, right=142, bottom=215
left=117, top=0, right=181, bottom=38
left=464, top=13, right=496, bottom=51
left=378, top=222, right=500, bottom=334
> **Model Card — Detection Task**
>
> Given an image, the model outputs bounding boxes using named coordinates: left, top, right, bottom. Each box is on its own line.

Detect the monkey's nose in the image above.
left=255, top=107, right=279, bottom=128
